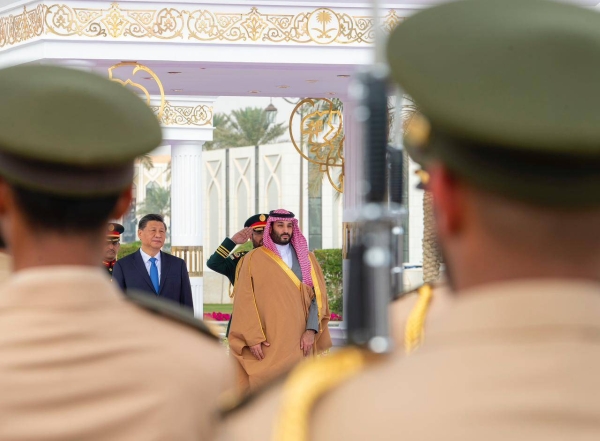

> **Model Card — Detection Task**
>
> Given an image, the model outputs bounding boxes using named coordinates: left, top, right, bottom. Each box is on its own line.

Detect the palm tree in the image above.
left=137, top=186, right=171, bottom=218
left=219, top=107, right=287, bottom=147
left=138, top=154, right=154, bottom=170
left=203, top=113, right=233, bottom=150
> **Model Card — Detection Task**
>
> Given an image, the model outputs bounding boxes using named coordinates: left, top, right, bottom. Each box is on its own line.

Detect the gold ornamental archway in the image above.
left=289, top=98, right=344, bottom=193
left=108, top=62, right=166, bottom=120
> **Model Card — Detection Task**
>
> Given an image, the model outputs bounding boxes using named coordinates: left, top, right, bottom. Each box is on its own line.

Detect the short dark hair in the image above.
left=138, top=213, right=167, bottom=231
left=12, top=185, right=120, bottom=233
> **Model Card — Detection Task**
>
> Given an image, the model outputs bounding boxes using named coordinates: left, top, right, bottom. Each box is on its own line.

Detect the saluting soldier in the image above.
left=207, top=213, right=269, bottom=336
left=103, top=222, right=124, bottom=277
left=217, top=1, right=600, bottom=440
left=207, top=213, right=269, bottom=285
left=0, top=65, right=232, bottom=441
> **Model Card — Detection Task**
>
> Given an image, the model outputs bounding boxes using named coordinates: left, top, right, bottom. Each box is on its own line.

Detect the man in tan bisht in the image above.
left=228, top=209, right=331, bottom=394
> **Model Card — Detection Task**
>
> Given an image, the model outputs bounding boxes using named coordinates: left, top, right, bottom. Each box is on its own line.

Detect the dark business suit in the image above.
left=112, top=249, right=193, bottom=309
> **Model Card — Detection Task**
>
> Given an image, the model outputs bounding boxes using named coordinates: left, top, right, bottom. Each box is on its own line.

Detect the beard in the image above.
left=271, top=231, right=292, bottom=245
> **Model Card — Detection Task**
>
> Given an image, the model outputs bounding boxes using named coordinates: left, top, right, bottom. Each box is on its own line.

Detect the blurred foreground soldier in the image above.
left=0, top=234, right=11, bottom=282
left=228, top=209, right=331, bottom=394
left=207, top=213, right=269, bottom=336
left=218, top=0, right=600, bottom=439
left=0, top=65, right=231, bottom=441
left=103, top=222, right=124, bottom=276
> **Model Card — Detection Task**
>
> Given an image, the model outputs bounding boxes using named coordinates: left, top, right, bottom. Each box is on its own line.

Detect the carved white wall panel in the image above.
left=204, top=155, right=225, bottom=254
left=263, top=153, right=282, bottom=212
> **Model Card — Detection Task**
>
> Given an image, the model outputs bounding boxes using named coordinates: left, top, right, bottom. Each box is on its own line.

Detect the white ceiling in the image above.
left=96, top=61, right=357, bottom=98
left=87, top=0, right=600, bottom=99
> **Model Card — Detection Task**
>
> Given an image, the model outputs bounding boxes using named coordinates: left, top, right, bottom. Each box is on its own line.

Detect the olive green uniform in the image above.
left=206, top=238, right=247, bottom=336
left=206, top=238, right=247, bottom=285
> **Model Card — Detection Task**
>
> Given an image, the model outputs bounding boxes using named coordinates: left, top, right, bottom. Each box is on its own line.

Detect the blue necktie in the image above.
left=149, top=257, right=160, bottom=294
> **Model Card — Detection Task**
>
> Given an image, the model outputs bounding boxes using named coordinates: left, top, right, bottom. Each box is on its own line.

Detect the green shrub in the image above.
left=313, top=249, right=343, bottom=315
left=118, top=241, right=141, bottom=259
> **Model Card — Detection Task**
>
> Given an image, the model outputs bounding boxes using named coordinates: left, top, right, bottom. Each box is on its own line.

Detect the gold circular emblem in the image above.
left=108, top=224, right=115, bottom=231
left=259, top=214, right=266, bottom=222
left=404, top=113, right=431, bottom=149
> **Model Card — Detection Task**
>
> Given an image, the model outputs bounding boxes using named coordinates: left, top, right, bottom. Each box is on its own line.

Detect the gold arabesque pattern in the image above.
left=151, top=101, right=213, bottom=127
left=0, top=5, right=45, bottom=48
left=45, top=3, right=186, bottom=39
left=0, top=3, right=403, bottom=49
left=290, top=98, right=344, bottom=193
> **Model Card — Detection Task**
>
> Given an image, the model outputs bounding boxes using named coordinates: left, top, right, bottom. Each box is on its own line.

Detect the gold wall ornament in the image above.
left=151, top=101, right=213, bottom=127
left=13, top=3, right=402, bottom=48
left=289, top=98, right=344, bottom=193
left=188, top=7, right=374, bottom=45
left=383, top=9, right=402, bottom=33
left=0, top=5, right=45, bottom=48
left=45, top=2, right=185, bottom=39
left=108, top=62, right=165, bottom=120
left=0, top=4, right=404, bottom=50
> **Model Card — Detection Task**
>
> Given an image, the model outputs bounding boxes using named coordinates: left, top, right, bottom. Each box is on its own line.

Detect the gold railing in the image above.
left=171, top=246, right=204, bottom=277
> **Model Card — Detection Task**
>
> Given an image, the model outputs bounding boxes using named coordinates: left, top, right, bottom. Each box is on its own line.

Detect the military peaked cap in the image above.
left=0, top=65, right=162, bottom=196
left=244, top=214, right=269, bottom=231
left=107, top=223, right=125, bottom=242
left=387, top=0, right=600, bottom=207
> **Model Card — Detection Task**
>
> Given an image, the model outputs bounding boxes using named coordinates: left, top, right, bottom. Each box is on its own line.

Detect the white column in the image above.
left=334, top=99, right=363, bottom=342
left=155, top=95, right=217, bottom=318
left=171, top=141, right=204, bottom=317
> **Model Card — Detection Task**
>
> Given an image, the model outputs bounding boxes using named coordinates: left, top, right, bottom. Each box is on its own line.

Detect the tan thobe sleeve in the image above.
left=228, top=252, right=267, bottom=356
left=309, top=254, right=333, bottom=352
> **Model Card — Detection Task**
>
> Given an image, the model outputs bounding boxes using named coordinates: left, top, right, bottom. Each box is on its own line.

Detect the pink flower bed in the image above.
left=204, top=312, right=343, bottom=322
left=204, top=312, right=231, bottom=322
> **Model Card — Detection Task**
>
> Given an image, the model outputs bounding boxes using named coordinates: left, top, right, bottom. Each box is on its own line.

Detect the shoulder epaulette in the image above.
left=125, top=290, right=219, bottom=341
left=272, top=347, right=374, bottom=441
left=404, top=284, right=434, bottom=354
left=393, top=283, right=424, bottom=301
left=220, top=347, right=378, bottom=429
left=228, top=250, right=248, bottom=260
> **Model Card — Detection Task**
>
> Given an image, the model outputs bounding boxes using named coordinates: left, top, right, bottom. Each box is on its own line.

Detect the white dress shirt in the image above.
left=275, top=243, right=319, bottom=332
left=275, top=244, right=293, bottom=269
left=139, top=249, right=161, bottom=280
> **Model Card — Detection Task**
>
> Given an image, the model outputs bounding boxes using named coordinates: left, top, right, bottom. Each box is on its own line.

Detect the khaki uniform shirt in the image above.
left=390, top=281, right=453, bottom=351
left=0, top=266, right=232, bottom=441
left=218, top=279, right=600, bottom=441
left=0, top=251, right=12, bottom=282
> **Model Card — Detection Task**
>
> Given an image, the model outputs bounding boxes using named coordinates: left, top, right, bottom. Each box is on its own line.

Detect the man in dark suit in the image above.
left=113, top=214, right=193, bottom=309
